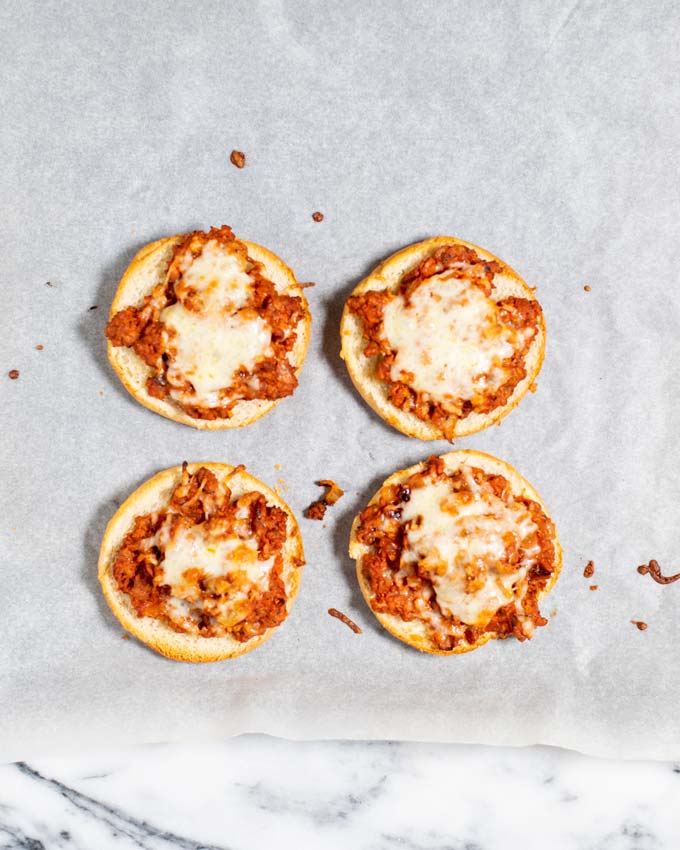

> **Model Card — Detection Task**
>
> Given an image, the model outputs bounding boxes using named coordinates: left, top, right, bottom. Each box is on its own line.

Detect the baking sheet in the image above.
left=2, top=0, right=680, bottom=761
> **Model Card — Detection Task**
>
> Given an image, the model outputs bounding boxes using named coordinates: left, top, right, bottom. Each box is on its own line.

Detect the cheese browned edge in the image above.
left=339, top=236, right=545, bottom=440
left=107, top=235, right=311, bottom=430
left=98, top=463, right=305, bottom=662
left=349, top=450, right=562, bottom=655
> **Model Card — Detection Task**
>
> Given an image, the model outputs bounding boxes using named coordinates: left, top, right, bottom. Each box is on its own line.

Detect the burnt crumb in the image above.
left=589, top=584, right=598, bottom=591
left=36, top=344, right=43, bottom=350
left=230, top=149, right=246, bottom=168
left=8, top=369, right=19, bottom=380
left=299, top=281, right=316, bottom=289
left=584, top=285, right=591, bottom=292
left=631, top=620, right=648, bottom=631
left=121, top=633, right=129, bottom=640
left=328, top=608, right=362, bottom=634
left=45, top=281, right=55, bottom=287
left=89, top=304, right=98, bottom=311
left=312, top=211, right=324, bottom=222
left=583, top=560, right=595, bottom=578
left=637, top=559, right=680, bottom=585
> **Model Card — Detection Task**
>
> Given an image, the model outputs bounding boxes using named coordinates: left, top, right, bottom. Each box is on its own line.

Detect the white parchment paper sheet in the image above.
left=2, top=0, right=679, bottom=761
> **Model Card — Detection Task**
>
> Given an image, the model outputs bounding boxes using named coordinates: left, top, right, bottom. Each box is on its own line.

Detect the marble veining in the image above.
left=0, top=738, right=678, bottom=849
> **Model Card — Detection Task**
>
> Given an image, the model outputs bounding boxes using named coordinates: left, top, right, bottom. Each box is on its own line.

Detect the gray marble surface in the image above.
left=1, top=737, right=678, bottom=849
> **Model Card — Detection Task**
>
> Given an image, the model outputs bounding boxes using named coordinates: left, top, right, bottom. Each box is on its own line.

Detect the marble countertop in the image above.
left=1, top=737, right=677, bottom=849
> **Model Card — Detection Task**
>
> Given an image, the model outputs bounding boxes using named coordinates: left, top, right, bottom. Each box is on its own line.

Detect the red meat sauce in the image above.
left=106, top=226, right=305, bottom=420
left=112, top=465, right=291, bottom=642
left=355, top=456, right=558, bottom=651
left=346, top=244, right=542, bottom=440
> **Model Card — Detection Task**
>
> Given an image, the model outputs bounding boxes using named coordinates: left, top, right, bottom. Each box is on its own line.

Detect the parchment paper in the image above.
left=2, top=0, right=679, bottom=762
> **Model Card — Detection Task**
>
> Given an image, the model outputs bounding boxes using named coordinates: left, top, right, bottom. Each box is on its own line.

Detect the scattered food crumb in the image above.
left=277, top=477, right=289, bottom=492
left=529, top=382, right=538, bottom=393
left=274, top=463, right=281, bottom=471
left=631, top=620, right=648, bottom=631
left=550, top=608, right=558, bottom=618
left=322, top=523, right=327, bottom=529
left=637, top=559, right=680, bottom=585
left=36, top=344, right=43, bottom=351
left=230, top=149, right=246, bottom=168
left=122, top=633, right=129, bottom=640
left=305, top=479, right=345, bottom=520
left=584, top=285, right=591, bottom=292
left=99, top=390, right=105, bottom=397
left=328, top=608, right=362, bottom=634
left=8, top=370, right=19, bottom=380
left=312, top=211, right=324, bottom=222
left=45, top=281, right=54, bottom=288
left=589, top=584, right=598, bottom=591
left=89, top=305, right=98, bottom=311
left=583, top=560, right=595, bottom=578
left=299, top=281, right=316, bottom=289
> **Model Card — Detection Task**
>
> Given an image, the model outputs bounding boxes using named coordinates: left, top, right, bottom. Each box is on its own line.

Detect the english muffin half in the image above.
left=99, top=462, right=305, bottom=661
left=350, top=450, right=561, bottom=655
left=106, top=226, right=311, bottom=428
left=340, top=237, right=545, bottom=440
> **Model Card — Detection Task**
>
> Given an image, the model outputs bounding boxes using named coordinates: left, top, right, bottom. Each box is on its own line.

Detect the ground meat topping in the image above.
left=106, top=226, right=306, bottom=420
left=305, top=479, right=345, bottom=520
left=355, top=456, right=557, bottom=651
left=347, top=245, right=542, bottom=439
left=111, top=464, right=294, bottom=641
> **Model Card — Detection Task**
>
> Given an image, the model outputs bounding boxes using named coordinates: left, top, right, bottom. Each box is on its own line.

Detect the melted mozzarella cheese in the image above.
left=400, top=473, right=538, bottom=626
left=175, top=240, right=254, bottom=312
left=160, top=238, right=273, bottom=404
left=381, top=274, right=520, bottom=402
left=159, top=523, right=273, bottom=590
left=161, top=304, right=271, bottom=400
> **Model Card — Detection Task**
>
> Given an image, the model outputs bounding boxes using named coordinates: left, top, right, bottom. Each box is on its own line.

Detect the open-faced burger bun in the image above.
left=106, top=227, right=311, bottom=429
left=340, top=236, right=545, bottom=440
left=350, top=450, right=561, bottom=655
left=99, top=462, right=305, bottom=662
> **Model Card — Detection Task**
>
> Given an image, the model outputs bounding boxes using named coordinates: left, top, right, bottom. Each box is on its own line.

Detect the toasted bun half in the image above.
left=350, top=450, right=562, bottom=655
left=98, top=463, right=305, bottom=662
left=107, top=235, right=311, bottom=429
left=340, top=236, right=545, bottom=440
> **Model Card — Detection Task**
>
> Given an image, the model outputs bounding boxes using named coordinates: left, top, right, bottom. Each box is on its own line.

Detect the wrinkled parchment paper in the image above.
left=2, top=0, right=679, bottom=761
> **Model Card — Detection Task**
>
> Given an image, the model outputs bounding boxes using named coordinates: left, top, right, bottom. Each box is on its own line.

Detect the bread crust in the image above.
left=340, top=236, right=545, bottom=440
left=98, top=463, right=305, bottom=662
left=107, top=235, right=312, bottom=429
left=349, top=450, right=562, bottom=655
